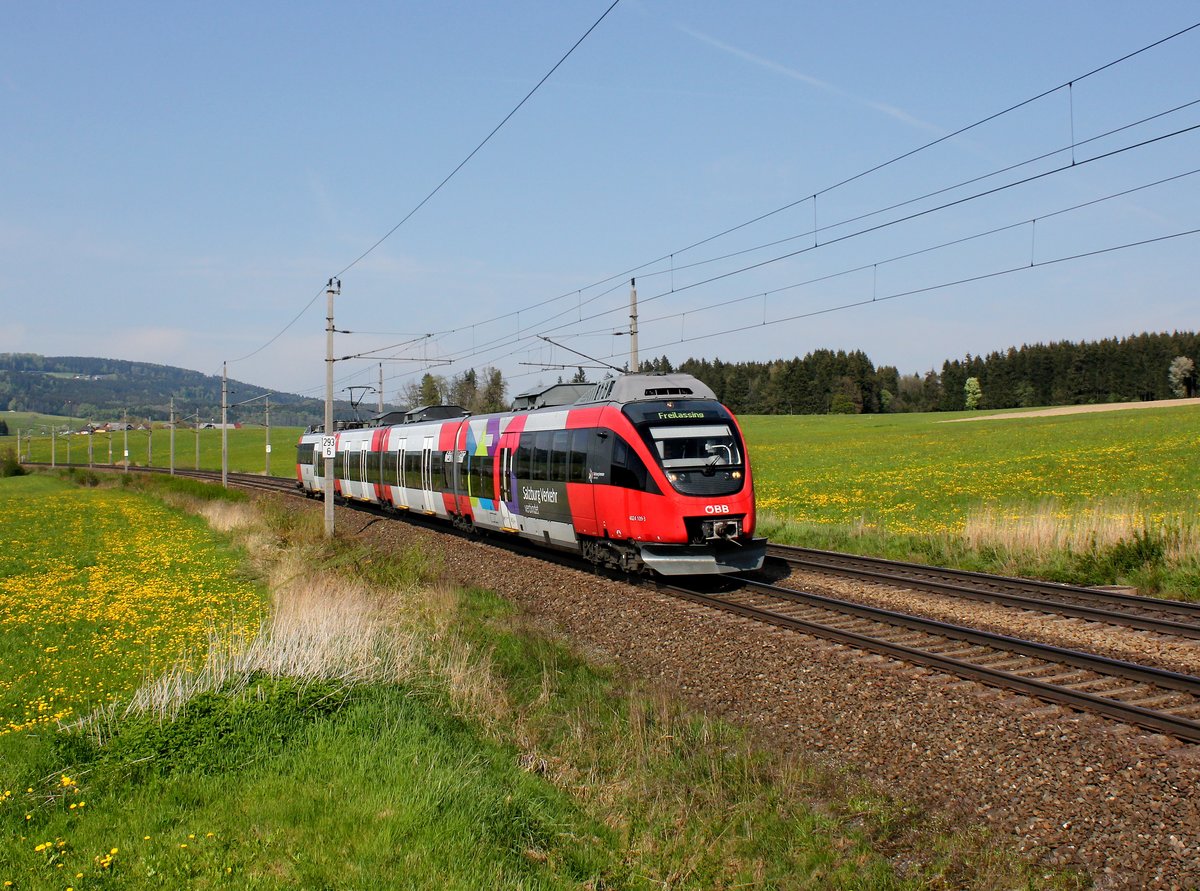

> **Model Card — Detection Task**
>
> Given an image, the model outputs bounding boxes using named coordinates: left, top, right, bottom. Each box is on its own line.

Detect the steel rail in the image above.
left=768, top=544, right=1200, bottom=640
left=658, top=577, right=1200, bottom=744
left=49, top=463, right=1200, bottom=742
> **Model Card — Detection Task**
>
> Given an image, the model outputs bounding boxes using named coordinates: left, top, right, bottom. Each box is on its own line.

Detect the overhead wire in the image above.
left=347, top=22, right=1200, bottom=383
left=384, top=157, right=1200, bottom=383
left=623, top=227, right=1200, bottom=361
left=530, top=120, right=1200, bottom=339
left=227, top=0, right=622, bottom=368
left=287, top=18, right=1200, bottom=396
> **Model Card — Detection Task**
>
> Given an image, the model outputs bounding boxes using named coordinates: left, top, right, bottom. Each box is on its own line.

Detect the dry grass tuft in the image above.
left=109, top=552, right=422, bottom=724
left=197, top=500, right=258, bottom=533
left=75, top=505, right=514, bottom=740
left=963, top=498, right=1198, bottom=562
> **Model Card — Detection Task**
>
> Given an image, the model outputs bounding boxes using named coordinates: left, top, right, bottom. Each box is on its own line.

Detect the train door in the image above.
left=419, top=434, right=437, bottom=513
left=588, top=429, right=616, bottom=536
left=569, top=427, right=598, bottom=534
left=393, top=436, right=409, bottom=509
left=497, top=429, right=519, bottom=531
left=357, top=441, right=370, bottom=500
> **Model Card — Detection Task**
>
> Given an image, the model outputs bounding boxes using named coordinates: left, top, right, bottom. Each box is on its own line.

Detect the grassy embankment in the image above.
left=744, top=404, right=1200, bottom=597
left=0, top=472, right=1082, bottom=889
left=7, top=400, right=1199, bottom=595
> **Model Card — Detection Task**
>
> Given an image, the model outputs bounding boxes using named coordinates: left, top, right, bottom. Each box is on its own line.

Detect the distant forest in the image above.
left=662, top=331, right=1200, bottom=415
left=0, top=355, right=362, bottom=426
left=3, top=332, right=1198, bottom=422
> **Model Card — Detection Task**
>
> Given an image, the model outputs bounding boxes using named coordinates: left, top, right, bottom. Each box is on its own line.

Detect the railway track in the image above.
left=39, top=463, right=1200, bottom=742
left=38, top=462, right=302, bottom=496
left=768, top=543, right=1200, bottom=640
left=658, top=575, right=1200, bottom=744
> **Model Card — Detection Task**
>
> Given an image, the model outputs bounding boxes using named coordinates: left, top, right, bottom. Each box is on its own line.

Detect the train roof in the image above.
left=583, top=373, right=717, bottom=405
left=403, top=404, right=469, bottom=423
left=511, top=381, right=594, bottom=410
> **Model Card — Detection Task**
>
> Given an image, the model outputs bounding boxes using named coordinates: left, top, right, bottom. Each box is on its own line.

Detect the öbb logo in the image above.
left=704, top=504, right=731, bottom=515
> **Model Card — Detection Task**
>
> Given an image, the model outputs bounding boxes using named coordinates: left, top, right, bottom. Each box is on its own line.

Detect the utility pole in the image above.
left=169, top=398, right=175, bottom=475
left=264, top=395, right=271, bottom=476
left=221, top=361, right=229, bottom=488
left=194, top=409, right=200, bottom=470
left=629, top=278, right=639, bottom=373
left=324, top=278, right=339, bottom=538
left=146, top=418, right=152, bottom=465
left=122, top=409, right=129, bottom=471
left=378, top=362, right=384, bottom=414
left=51, top=427, right=56, bottom=468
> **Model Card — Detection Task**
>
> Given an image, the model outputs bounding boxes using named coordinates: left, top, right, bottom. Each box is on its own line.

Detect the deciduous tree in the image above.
left=964, top=377, right=982, bottom=410
left=1168, top=356, right=1196, bottom=398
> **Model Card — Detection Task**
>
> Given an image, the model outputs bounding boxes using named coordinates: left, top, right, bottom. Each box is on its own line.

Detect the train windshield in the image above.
left=648, top=424, right=742, bottom=470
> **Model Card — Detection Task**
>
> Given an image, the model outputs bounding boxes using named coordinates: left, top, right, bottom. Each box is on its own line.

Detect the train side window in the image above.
left=532, top=431, right=552, bottom=482
left=435, top=451, right=448, bottom=490
left=568, top=429, right=589, bottom=482
left=515, top=437, right=532, bottom=479
left=473, top=449, right=495, bottom=499
left=404, top=450, right=420, bottom=488
left=550, top=430, right=570, bottom=482
left=611, top=436, right=660, bottom=494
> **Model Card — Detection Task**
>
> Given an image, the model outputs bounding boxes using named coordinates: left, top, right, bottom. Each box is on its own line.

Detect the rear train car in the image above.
left=296, top=372, right=766, bottom=575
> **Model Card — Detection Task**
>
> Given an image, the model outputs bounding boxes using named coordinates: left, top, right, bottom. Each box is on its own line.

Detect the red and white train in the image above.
left=296, top=372, right=766, bottom=575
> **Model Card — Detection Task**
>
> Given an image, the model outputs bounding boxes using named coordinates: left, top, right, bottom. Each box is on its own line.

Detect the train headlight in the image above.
left=731, top=470, right=742, bottom=480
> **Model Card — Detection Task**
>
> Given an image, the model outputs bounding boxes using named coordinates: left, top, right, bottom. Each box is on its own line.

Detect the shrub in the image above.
left=1, top=447, right=26, bottom=477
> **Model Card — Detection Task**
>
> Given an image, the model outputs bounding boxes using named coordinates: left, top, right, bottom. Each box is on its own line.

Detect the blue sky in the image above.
left=4, top=1, right=1198, bottom=403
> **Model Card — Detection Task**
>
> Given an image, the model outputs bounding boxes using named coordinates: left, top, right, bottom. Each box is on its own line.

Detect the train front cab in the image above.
left=585, top=399, right=766, bottom=576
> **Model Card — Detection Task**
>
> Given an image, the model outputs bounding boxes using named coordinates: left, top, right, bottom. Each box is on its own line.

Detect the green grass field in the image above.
left=742, top=406, right=1200, bottom=534
left=5, top=422, right=301, bottom=477
left=6, top=402, right=1196, bottom=593
left=741, top=405, right=1200, bottom=596
left=0, top=474, right=1072, bottom=889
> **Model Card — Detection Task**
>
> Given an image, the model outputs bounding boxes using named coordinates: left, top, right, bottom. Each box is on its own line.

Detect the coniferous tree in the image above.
left=479, top=368, right=507, bottom=413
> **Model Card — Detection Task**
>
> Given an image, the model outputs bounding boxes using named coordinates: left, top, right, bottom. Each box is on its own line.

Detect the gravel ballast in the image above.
left=290, top=497, right=1200, bottom=889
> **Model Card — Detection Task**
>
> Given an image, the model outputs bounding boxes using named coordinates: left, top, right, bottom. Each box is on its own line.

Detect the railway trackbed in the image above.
left=768, top=543, right=1200, bottom=640
left=48, top=464, right=1200, bottom=743
left=657, top=575, right=1200, bottom=744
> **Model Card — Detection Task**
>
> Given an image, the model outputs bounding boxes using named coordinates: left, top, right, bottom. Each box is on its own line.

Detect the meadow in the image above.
left=6, top=400, right=1198, bottom=594
left=7, top=422, right=300, bottom=478
left=0, top=475, right=266, bottom=739
left=0, top=472, right=1072, bottom=889
left=742, top=404, right=1200, bottom=596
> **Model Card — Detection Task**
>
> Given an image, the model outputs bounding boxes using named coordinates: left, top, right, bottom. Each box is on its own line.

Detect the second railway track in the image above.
left=658, top=575, right=1200, bottom=744
left=768, top=543, right=1200, bottom=640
